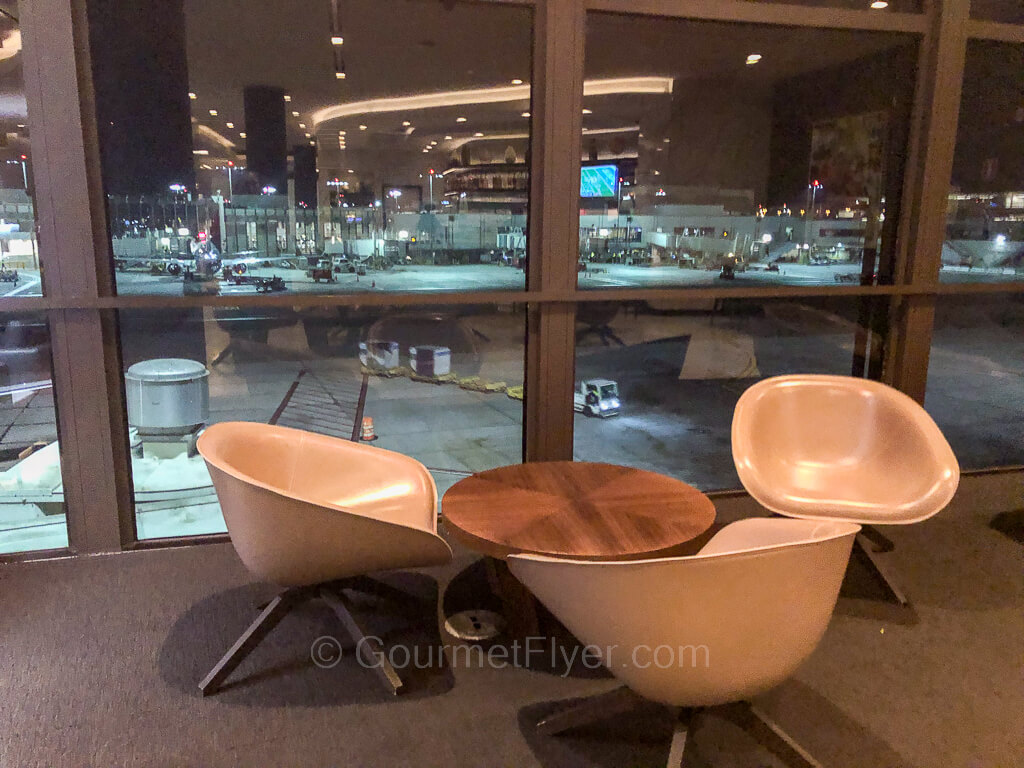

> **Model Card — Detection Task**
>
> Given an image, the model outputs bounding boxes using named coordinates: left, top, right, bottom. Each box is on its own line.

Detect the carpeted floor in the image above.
left=1, top=476, right=1022, bottom=768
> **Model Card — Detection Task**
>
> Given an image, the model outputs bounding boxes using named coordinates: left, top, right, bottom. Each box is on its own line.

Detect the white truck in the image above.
left=574, top=378, right=621, bottom=417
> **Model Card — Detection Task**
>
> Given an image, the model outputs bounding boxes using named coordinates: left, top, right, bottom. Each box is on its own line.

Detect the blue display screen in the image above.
left=580, top=164, right=618, bottom=198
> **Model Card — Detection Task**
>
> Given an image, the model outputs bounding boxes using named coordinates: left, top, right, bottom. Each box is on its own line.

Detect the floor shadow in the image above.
left=158, top=572, right=454, bottom=706
left=990, top=509, right=1024, bottom=545
left=518, top=679, right=914, bottom=768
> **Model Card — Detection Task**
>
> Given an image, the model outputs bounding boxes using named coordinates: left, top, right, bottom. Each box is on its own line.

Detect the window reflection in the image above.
left=118, top=304, right=525, bottom=539
left=90, top=0, right=532, bottom=296
left=0, top=314, right=67, bottom=553
left=943, top=41, right=1024, bottom=283
left=578, top=14, right=915, bottom=290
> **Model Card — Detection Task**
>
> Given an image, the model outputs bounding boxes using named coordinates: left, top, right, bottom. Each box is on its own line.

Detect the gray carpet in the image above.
left=1, top=476, right=1022, bottom=768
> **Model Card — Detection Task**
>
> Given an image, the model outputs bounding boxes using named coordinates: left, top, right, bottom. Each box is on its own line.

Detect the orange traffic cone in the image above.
left=361, top=417, right=378, bottom=441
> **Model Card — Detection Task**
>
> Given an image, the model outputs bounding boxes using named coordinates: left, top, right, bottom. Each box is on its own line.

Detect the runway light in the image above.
left=746, top=53, right=763, bottom=65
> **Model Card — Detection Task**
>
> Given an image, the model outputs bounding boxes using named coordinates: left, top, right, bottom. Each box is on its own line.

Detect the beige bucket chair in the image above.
left=195, top=421, right=452, bottom=696
left=732, top=374, right=960, bottom=605
left=509, top=517, right=860, bottom=768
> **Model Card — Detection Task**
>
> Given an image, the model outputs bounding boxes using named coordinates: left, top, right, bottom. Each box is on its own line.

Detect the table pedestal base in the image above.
left=485, top=557, right=540, bottom=637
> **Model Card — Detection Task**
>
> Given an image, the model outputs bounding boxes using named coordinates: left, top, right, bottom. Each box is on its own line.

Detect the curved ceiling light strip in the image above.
left=310, top=77, right=674, bottom=127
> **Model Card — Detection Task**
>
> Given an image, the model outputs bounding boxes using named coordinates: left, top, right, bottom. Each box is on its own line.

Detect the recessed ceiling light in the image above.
left=430, top=140, right=438, bottom=145
left=188, top=92, right=197, bottom=100
left=309, top=140, right=315, bottom=145
left=336, top=71, right=346, bottom=80
left=284, top=95, right=292, bottom=102
left=299, top=123, right=306, bottom=129
left=239, top=132, right=246, bottom=138
left=663, top=138, right=670, bottom=143
left=444, top=135, right=452, bottom=140
left=870, top=0, right=889, bottom=7
left=305, top=132, right=311, bottom=138
left=521, top=111, right=530, bottom=117
left=292, top=111, right=300, bottom=117
left=582, top=108, right=592, bottom=115
left=225, top=122, right=234, bottom=128
left=402, top=121, right=412, bottom=127
left=331, top=35, right=344, bottom=45
left=746, top=53, right=763, bottom=65
left=359, top=124, right=367, bottom=130
left=347, top=169, right=354, bottom=173
left=209, top=109, right=218, bottom=116
left=456, top=117, right=467, bottom=123
left=473, top=132, right=484, bottom=137
left=338, top=130, right=347, bottom=136
left=511, top=78, right=523, bottom=85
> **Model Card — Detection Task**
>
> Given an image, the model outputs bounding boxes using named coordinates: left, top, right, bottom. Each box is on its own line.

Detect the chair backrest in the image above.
left=732, top=374, right=959, bottom=524
left=197, top=422, right=451, bottom=587
left=508, top=518, right=859, bottom=708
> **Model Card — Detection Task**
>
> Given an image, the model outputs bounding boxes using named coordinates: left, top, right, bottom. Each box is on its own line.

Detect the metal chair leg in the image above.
left=721, top=702, right=823, bottom=768
left=853, top=533, right=910, bottom=606
left=666, top=708, right=698, bottom=768
left=199, top=586, right=311, bottom=696
left=536, top=686, right=641, bottom=736
left=320, top=587, right=405, bottom=695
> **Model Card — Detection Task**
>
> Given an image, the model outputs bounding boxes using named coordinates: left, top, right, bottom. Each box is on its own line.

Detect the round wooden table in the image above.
left=442, top=461, right=716, bottom=634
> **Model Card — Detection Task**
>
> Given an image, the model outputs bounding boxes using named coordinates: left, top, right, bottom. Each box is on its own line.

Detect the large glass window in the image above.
left=90, top=0, right=533, bottom=297
left=0, top=313, right=67, bottom=553
left=118, top=303, right=524, bottom=539
left=572, top=296, right=880, bottom=490
left=924, top=294, right=1024, bottom=469
left=0, top=2, right=42, bottom=298
left=971, top=0, right=1024, bottom=24
left=578, top=13, right=916, bottom=290
left=943, top=40, right=1024, bottom=283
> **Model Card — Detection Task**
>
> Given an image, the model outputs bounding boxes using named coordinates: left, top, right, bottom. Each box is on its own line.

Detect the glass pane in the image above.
left=579, top=13, right=916, bottom=290
left=970, top=0, right=1024, bottom=24
left=924, top=295, right=1024, bottom=469
left=0, top=3, right=43, bottom=298
left=944, top=40, right=1024, bottom=283
left=573, top=296, right=881, bottom=491
left=118, top=304, right=524, bottom=540
left=89, top=0, right=532, bottom=297
left=0, top=313, right=67, bottom=553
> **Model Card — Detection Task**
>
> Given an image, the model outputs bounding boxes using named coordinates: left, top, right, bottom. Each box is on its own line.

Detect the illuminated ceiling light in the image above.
left=473, top=132, right=484, bottom=137
left=292, top=111, right=300, bottom=117
left=284, top=94, right=292, bottom=102
left=225, top=122, right=234, bottom=128
left=312, top=77, right=673, bottom=126
left=331, top=35, right=344, bottom=45
left=402, top=120, right=412, bottom=127
left=192, top=149, right=209, bottom=155
left=455, top=116, right=467, bottom=123
left=430, top=140, right=438, bottom=145
left=338, top=130, right=347, bottom=135
left=188, top=92, right=197, bottom=100
left=359, top=124, right=367, bottom=130
left=521, top=111, right=530, bottom=118
left=239, top=132, right=247, bottom=138
left=870, top=0, right=889, bottom=7
left=305, top=132, right=311, bottom=138
left=511, top=78, right=523, bottom=85
left=299, top=122, right=306, bottom=128
left=746, top=53, right=763, bottom=66
left=310, top=140, right=315, bottom=145
left=347, top=169, right=354, bottom=173
left=444, top=134, right=453, bottom=140
left=582, top=108, right=592, bottom=115
left=208, top=109, right=218, bottom=116
left=336, top=70, right=347, bottom=80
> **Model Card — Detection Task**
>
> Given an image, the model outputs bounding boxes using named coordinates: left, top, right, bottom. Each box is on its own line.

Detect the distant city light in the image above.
left=388, top=189, right=402, bottom=198
left=761, top=233, right=773, bottom=243
left=168, top=183, right=186, bottom=192
left=746, top=53, right=763, bottom=66
left=262, top=185, right=277, bottom=194
left=995, top=234, right=1007, bottom=245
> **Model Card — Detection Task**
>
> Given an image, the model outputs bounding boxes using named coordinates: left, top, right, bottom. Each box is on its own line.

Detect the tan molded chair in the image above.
left=196, top=421, right=452, bottom=696
left=509, top=518, right=860, bottom=768
left=732, top=374, right=960, bottom=605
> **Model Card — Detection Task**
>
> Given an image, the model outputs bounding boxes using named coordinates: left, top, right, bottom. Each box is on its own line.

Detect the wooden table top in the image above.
left=441, top=461, right=716, bottom=560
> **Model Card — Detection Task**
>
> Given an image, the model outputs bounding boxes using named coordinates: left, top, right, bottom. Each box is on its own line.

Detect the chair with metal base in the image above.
left=731, top=374, right=960, bottom=606
left=196, top=421, right=452, bottom=696
left=509, top=517, right=860, bottom=767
